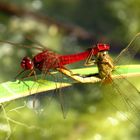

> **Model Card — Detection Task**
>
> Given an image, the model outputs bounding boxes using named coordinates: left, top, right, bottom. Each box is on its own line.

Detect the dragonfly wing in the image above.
left=27, top=52, right=59, bottom=112
left=115, top=33, right=140, bottom=66
left=54, top=70, right=71, bottom=119
left=102, top=72, right=140, bottom=128
left=41, top=53, right=69, bottom=119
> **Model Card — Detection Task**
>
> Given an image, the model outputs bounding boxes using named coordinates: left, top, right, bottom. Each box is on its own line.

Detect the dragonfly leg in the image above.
left=18, top=69, right=36, bottom=81
left=14, top=69, right=26, bottom=81
left=62, top=66, right=84, bottom=77
left=84, top=50, right=96, bottom=66
left=84, top=59, right=96, bottom=66
left=15, top=68, right=37, bottom=81
left=15, top=69, right=37, bottom=93
left=59, top=66, right=74, bottom=75
left=57, top=68, right=85, bottom=83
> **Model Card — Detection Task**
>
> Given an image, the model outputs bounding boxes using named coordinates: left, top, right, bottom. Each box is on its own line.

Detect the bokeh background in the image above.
left=0, top=0, right=140, bottom=140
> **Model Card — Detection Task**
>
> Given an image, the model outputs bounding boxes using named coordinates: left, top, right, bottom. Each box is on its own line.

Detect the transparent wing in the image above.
left=102, top=76, right=140, bottom=129
left=33, top=51, right=69, bottom=118
left=115, top=33, right=140, bottom=65
left=20, top=50, right=57, bottom=113
left=53, top=72, right=70, bottom=119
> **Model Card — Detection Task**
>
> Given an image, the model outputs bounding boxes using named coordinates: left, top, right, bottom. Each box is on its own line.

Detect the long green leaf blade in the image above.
left=0, top=65, right=140, bottom=103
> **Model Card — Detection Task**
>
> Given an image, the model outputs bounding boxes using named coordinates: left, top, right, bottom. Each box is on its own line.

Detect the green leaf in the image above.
left=0, top=65, right=140, bottom=104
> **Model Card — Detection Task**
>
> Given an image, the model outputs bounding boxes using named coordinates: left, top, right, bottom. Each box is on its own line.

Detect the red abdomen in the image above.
left=59, top=49, right=91, bottom=65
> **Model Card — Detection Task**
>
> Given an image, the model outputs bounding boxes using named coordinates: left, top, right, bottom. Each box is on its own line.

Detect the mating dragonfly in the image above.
left=79, top=33, right=140, bottom=129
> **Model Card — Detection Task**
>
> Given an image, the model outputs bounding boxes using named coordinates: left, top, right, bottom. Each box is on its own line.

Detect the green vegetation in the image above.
left=0, top=0, right=140, bottom=140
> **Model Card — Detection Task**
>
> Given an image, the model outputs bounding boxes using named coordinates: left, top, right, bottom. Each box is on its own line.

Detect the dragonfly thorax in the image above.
left=21, top=57, right=34, bottom=70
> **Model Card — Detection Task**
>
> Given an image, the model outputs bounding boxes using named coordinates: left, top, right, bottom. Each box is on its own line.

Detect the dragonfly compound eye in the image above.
left=21, top=57, right=34, bottom=70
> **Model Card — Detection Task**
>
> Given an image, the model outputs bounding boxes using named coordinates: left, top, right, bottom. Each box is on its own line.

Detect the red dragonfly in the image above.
left=0, top=39, right=109, bottom=117
left=1, top=39, right=108, bottom=81
left=18, top=43, right=109, bottom=117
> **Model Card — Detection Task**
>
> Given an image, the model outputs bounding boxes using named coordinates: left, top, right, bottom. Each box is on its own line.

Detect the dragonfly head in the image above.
left=96, top=51, right=109, bottom=61
left=93, top=43, right=110, bottom=60
left=21, top=57, right=34, bottom=70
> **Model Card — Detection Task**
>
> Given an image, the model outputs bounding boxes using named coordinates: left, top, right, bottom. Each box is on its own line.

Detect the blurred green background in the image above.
left=0, top=0, right=140, bottom=140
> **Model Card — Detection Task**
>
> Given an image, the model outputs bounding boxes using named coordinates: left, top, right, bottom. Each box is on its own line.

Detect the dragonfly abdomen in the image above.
left=59, top=49, right=91, bottom=65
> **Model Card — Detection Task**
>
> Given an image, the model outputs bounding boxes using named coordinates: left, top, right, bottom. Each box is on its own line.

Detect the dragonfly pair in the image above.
left=1, top=33, right=140, bottom=128
left=18, top=43, right=110, bottom=80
